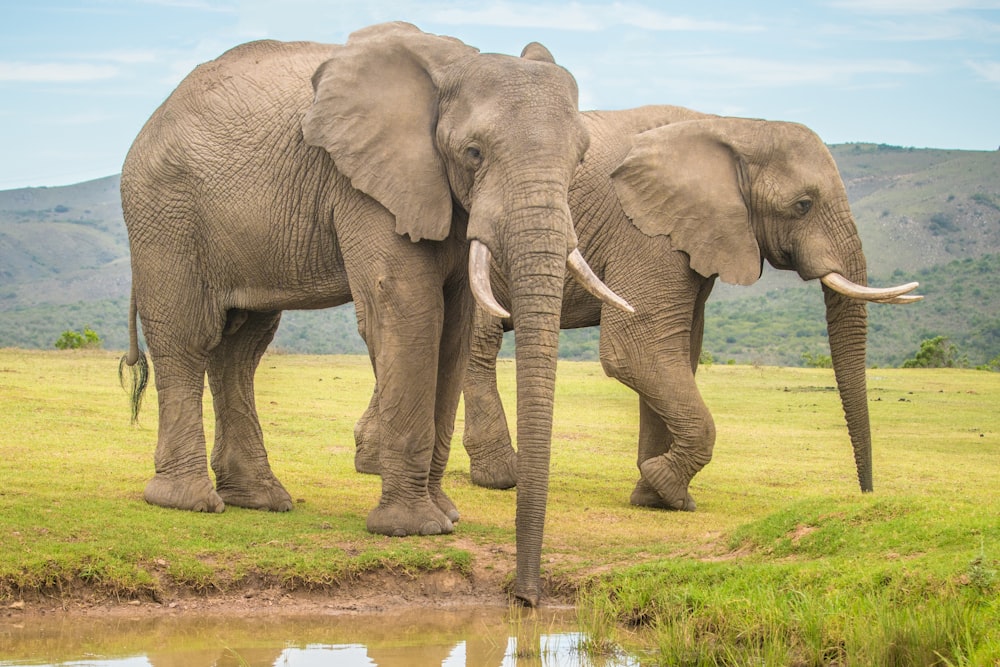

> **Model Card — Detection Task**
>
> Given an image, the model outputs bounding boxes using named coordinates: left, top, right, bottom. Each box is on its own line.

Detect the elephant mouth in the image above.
left=820, top=272, right=923, bottom=304
left=469, top=239, right=634, bottom=318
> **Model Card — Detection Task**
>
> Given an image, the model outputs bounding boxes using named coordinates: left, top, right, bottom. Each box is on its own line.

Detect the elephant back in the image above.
left=124, top=41, right=332, bottom=188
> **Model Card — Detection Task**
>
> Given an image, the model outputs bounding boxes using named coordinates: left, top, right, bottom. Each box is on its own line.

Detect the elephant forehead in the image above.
left=447, top=55, right=578, bottom=105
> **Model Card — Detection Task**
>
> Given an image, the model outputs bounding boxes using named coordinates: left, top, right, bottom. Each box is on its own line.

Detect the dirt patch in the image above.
left=3, top=538, right=579, bottom=620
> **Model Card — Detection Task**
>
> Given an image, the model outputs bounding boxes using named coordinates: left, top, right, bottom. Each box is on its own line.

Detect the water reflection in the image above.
left=0, top=606, right=636, bottom=666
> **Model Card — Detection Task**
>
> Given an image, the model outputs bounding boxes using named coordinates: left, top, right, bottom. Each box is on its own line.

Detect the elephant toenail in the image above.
left=420, top=521, right=443, bottom=536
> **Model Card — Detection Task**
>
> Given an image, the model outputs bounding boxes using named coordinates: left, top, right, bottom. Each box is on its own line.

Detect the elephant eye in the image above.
left=794, top=199, right=813, bottom=216
left=465, top=146, right=483, bottom=167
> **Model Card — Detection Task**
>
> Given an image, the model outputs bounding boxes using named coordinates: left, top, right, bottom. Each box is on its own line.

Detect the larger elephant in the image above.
left=354, top=104, right=920, bottom=509
left=117, top=22, right=628, bottom=606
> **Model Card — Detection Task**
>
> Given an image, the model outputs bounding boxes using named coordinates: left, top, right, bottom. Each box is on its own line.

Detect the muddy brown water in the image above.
left=0, top=606, right=639, bottom=666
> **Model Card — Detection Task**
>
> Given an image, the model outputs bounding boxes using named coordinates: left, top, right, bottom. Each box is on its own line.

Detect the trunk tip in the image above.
left=513, top=590, right=541, bottom=608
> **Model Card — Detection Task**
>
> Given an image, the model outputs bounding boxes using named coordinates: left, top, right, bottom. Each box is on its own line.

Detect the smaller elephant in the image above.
left=355, top=105, right=920, bottom=510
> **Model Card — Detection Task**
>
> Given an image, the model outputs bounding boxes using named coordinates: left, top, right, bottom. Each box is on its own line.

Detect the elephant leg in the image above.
left=139, top=289, right=225, bottom=513
left=634, top=279, right=715, bottom=511
left=353, top=324, right=382, bottom=476
left=630, top=284, right=709, bottom=510
left=350, top=261, right=453, bottom=536
left=629, top=397, right=697, bottom=511
left=633, top=369, right=712, bottom=512
left=207, top=309, right=293, bottom=511
left=462, top=307, right=518, bottom=489
left=353, top=379, right=381, bottom=475
left=427, top=277, right=475, bottom=522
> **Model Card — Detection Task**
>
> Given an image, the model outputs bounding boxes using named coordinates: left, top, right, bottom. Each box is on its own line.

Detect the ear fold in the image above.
left=610, top=119, right=762, bottom=286
left=302, top=22, right=477, bottom=242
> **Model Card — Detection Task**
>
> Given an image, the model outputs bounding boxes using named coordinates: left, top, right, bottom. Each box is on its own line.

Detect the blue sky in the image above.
left=1, top=0, right=998, bottom=190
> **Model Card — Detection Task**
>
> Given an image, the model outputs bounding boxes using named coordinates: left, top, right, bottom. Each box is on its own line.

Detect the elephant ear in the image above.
left=520, top=42, right=556, bottom=63
left=302, top=22, right=478, bottom=242
left=610, top=120, right=762, bottom=285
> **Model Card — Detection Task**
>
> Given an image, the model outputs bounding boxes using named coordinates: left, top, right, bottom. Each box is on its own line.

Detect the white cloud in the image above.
left=967, top=59, right=1000, bottom=82
left=82, top=50, right=160, bottom=65
left=428, top=1, right=759, bottom=32
left=47, top=111, right=121, bottom=126
left=829, top=0, right=1000, bottom=12
left=0, top=62, right=119, bottom=83
left=137, top=0, right=237, bottom=12
left=672, top=56, right=924, bottom=88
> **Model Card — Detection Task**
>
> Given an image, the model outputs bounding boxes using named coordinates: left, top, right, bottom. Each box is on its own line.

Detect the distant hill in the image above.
left=2, top=143, right=999, bottom=367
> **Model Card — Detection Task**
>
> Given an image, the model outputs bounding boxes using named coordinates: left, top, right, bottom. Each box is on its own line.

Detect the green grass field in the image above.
left=1, top=349, right=997, bottom=664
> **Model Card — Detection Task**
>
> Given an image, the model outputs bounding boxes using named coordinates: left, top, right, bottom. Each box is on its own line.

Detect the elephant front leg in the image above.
left=361, top=280, right=454, bottom=538
left=630, top=397, right=697, bottom=511
left=207, top=310, right=293, bottom=512
left=144, top=358, right=224, bottom=513
left=426, top=279, right=475, bottom=523
left=462, top=307, right=518, bottom=489
left=637, top=376, right=714, bottom=512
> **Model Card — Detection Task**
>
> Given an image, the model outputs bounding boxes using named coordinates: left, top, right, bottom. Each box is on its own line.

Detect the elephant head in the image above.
left=302, top=22, right=628, bottom=605
left=611, top=117, right=919, bottom=493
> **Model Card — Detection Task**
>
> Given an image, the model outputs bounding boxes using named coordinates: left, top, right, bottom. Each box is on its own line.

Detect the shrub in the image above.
left=55, top=327, right=102, bottom=350
left=976, top=354, right=1000, bottom=372
left=901, top=336, right=967, bottom=368
left=802, top=351, right=833, bottom=368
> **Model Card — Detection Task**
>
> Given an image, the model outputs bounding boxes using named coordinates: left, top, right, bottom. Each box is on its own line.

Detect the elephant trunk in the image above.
left=823, top=245, right=874, bottom=492
left=471, top=197, right=569, bottom=606
left=507, top=229, right=564, bottom=606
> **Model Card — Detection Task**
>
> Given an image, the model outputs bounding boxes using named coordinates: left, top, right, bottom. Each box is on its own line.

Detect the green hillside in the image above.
left=831, top=143, right=1000, bottom=272
left=699, top=254, right=1000, bottom=368
left=2, top=143, right=998, bottom=367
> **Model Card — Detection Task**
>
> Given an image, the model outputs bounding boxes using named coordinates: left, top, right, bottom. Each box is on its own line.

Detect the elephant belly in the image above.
left=208, top=230, right=353, bottom=312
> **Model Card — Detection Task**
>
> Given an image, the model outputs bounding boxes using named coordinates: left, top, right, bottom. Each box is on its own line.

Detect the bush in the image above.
left=976, top=354, right=1000, bottom=372
left=901, top=336, right=967, bottom=368
left=802, top=351, right=833, bottom=368
left=55, top=327, right=102, bottom=350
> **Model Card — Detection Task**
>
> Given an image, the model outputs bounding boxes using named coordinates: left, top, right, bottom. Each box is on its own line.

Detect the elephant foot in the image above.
left=630, top=477, right=696, bottom=512
left=468, top=445, right=518, bottom=489
left=366, top=496, right=454, bottom=537
left=430, top=486, right=460, bottom=524
left=144, top=474, right=225, bottom=513
left=638, top=457, right=697, bottom=512
left=216, top=475, right=294, bottom=512
left=354, top=442, right=380, bottom=475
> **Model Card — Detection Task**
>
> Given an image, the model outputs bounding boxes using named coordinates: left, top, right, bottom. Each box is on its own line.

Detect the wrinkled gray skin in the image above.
left=118, top=22, right=600, bottom=606
left=356, top=104, right=917, bottom=509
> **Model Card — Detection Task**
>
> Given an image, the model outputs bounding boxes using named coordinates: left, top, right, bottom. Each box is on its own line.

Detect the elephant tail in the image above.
left=118, top=288, right=149, bottom=424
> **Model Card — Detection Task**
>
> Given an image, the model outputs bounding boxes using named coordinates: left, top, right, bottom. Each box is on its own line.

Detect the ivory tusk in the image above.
left=876, top=294, right=924, bottom=304
left=567, top=249, right=635, bottom=314
left=820, top=272, right=920, bottom=303
left=469, top=240, right=511, bottom=319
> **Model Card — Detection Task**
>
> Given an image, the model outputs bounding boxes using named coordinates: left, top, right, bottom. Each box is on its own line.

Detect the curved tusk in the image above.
left=469, top=240, right=511, bottom=319
left=875, top=294, right=924, bottom=305
left=567, top=249, right=635, bottom=314
left=820, top=272, right=920, bottom=303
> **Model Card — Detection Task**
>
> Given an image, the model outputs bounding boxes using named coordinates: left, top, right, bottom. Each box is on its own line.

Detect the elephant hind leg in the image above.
left=208, top=309, right=293, bottom=511
left=141, top=323, right=224, bottom=513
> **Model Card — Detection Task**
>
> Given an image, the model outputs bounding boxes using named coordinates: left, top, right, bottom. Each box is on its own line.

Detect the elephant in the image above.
left=353, top=104, right=920, bottom=510
left=117, top=22, right=630, bottom=606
